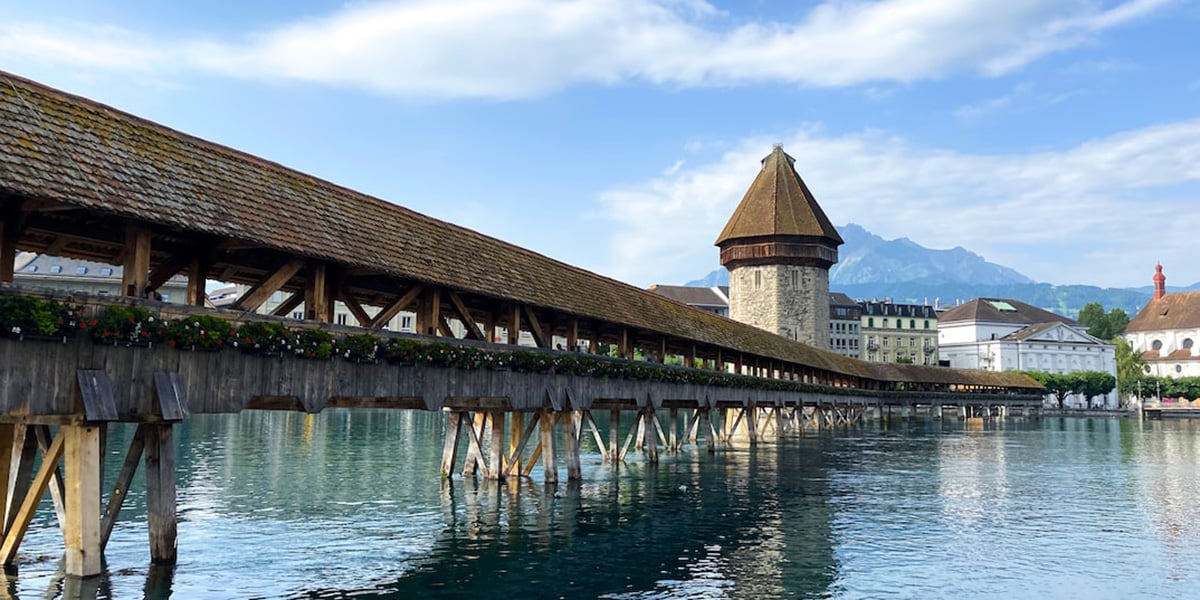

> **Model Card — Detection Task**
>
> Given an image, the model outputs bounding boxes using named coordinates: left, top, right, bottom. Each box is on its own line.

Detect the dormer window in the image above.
left=75, top=266, right=87, bottom=275
left=49, top=265, right=62, bottom=273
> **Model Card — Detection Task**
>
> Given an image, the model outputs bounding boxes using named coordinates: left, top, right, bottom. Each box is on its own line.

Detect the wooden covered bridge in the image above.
left=0, top=71, right=1041, bottom=578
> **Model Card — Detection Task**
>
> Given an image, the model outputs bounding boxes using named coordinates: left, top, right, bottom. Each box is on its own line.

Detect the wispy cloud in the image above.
left=594, top=119, right=1200, bottom=287
left=0, top=0, right=1176, bottom=99
left=954, top=83, right=1035, bottom=120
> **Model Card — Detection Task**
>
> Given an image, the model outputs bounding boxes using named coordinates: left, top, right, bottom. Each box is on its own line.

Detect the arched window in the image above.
left=896, top=320, right=902, bottom=329
left=868, top=318, right=875, bottom=328
left=910, top=319, right=916, bottom=329
left=924, top=320, right=930, bottom=329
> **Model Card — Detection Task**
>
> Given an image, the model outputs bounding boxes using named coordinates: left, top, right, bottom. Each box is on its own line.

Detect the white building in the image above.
left=939, top=298, right=1116, bottom=408
left=829, top=292, right=861, bottom=358
left=1123, top=264, right=1200, bottom=378
left=13, top=253, right=189, bottom=302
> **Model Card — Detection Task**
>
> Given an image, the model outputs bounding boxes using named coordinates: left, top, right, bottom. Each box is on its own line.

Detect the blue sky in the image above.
left=2, top=0, right=1198, bottom=290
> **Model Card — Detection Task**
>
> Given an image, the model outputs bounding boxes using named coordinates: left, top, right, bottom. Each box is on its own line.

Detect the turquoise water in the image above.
left=10, top=413, right=1200, bottom=599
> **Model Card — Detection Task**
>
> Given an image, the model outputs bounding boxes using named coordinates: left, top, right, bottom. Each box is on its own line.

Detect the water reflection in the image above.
left=4, top=413, right=1200, bottom=599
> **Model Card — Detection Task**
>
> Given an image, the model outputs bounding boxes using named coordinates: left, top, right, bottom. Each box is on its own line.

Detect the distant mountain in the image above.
left=831, top=224, right=1033, bottom=286
left=684, top=223, right=1164, bottom=317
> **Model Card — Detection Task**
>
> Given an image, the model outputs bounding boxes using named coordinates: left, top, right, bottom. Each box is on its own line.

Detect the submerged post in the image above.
left=144, top=424, right=177, bottom=565
left=64, top=423, right=103, bottom=577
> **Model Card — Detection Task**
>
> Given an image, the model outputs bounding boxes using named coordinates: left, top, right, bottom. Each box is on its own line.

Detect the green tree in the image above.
left=1078, top=371, right=1116, bottom=409
left=1077, top=302, right=1131, bottom=340
left=1113, top=337, right=1146, bottom=402
left=1027, top=371, right=1074, bottom=409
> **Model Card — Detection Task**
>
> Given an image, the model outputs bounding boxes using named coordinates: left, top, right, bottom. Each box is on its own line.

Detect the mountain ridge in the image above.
left=685, top=223, right=1198, bottom=316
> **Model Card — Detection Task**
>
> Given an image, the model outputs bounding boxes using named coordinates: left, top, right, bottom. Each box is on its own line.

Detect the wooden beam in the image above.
left=144, top=424, right=177, bottom=565
left=562, top=411, right=582, bottom=481
left=539, top=410, right=557, bottom=484
left=369, top=284, right=423, bottom=329
left=619, top=329, right=630, bottom=359
left=507, top=304, right=521, bottom=345
left=326, top=396, right=426, bottom=410
left=305, top=262, right=330, bottom=323
left=440, top=413, right=462, bottom=478
left=146, top=254, right=191, bottom=294
left=2, top=425, right=37, bottom=537
left=523, top=306, right=548, bottom=348
left=446, top=291, right=485, bottom=341
left=32, top=426, right=66, bottom=532
left=271, top=292, right=304, bottom=318
left=186, top=259, right=209, bottom=306
left=416, top=287, right=441, bottom=336
left=0, top=219, right=16, bottom=284
left=232, top=257, right=306, bottom=312
left=120, top=224, right=152, bottom=298
left=565, top=319, right=579, bottom=352
left=102, top=424, right=145, bottom=549
left=64, top=424, right=102, bottom=577
left=340, top=293, right=373, bottom=327
left=0, top=428, right=64, bottom=566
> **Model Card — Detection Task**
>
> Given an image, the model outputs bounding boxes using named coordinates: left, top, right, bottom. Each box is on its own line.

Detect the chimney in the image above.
left=1153, top=263, right=1166, bottom=300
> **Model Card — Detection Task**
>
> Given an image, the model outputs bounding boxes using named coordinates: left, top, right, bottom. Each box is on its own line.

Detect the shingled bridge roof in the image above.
left=0, top=71, right=1037, bottom=391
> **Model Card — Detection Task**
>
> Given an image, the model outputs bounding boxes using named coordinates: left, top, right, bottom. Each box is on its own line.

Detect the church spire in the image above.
left=1154, top=263, right=1166, bottom=300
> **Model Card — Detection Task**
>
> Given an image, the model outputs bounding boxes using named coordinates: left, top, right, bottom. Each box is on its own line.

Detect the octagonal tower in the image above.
left=715, top=146, right=843, bottom=348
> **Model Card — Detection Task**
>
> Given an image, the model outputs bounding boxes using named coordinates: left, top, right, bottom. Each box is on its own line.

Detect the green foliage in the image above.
left=1026, top=370, right=1074, bottom=409
left=341, top=333, right=382, bottom=362
left=235, top=321, right=291, bottom=355
left=1113, top=337, right=1147, bottom=399
left=0, top=296, right=83, bottom=337
left=1077, top=302, right=1130, bottom=341
left=894, top=356, right=914, bottom=364
left=88, top=305, right=161, bottom=345
left=164, top=315, right=234, bottom=350
left=1077, top=371, right=1115, bottom=408
left=292, top=328, right=336, bottom=359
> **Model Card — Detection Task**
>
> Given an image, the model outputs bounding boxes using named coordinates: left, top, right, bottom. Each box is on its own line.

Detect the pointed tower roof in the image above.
left=715, top=146, right=843, bottom=246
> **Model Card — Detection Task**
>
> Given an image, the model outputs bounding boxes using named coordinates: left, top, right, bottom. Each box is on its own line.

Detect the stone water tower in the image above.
left=715, top=146, right=842, bottom=348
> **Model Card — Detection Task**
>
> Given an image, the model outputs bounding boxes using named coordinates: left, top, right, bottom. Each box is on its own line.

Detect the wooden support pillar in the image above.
left=507, top=304, right=521, bottom=345
left=562, top=412, right=581, bottom=481
left=619, top=329, right=631, bottom=360
left=644, top=410, right=659, bottom=464
left=144, top=424, right=177, bottom=565
left=416, top=288, right=442, bottom=336
left=484, top=311, right=496, bottom=344
left=121, top=224, right=152, bottom=298
left=566, top=319, right=579, bottom=352
left=441, top=413, right=463, bottom=478
left=64, top=424, right=102, bottom=577
left=3, top=424, right=37, bottom=535
left=746, top=406, right=758, bottom=446
left=704, top=410, right=716, bottom=454
left=608, top=409, right=620, bottom=465
left=487, top=411, right=505, bottom=481
left=0, top=219, right=16, bottom=283
left=0, top=427, right=64, bottom=568
left=668, top=407, right=679, bottom=452
left=538, top=410, right=557, bottom=484
left=305, top=262, right=330, bottom=323
left=508, top=413, right=524, bottom=477
left=463, top=413, right=485, bottom=476
left=186, top=259, right=208, bottom=306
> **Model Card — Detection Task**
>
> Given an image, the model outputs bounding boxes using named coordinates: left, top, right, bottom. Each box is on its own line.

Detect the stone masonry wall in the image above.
left=729, top=264, right=830, bottom=349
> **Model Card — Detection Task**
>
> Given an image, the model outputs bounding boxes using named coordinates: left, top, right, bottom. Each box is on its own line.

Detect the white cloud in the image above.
left=0, top=0, right=1177, bottom=98
left=594, top=119, right=1200, bottom=288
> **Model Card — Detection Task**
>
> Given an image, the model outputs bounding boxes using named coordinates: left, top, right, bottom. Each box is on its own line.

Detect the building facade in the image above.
left=715, top=146, right=843, bottom=349
left=13, top=253, right=189, bottom=302
left=829, top=292, right=861, bottom=358
left=859, top=300, right=938, bottom=365
left=939, top=297, right=1116, bottom=407
left=1123, top=264, right=1200, bottom=378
